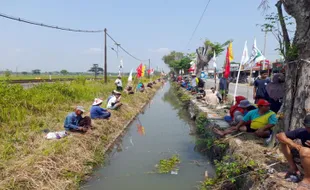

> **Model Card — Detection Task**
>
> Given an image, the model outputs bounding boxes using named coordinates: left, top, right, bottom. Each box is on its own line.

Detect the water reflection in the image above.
left=84, top=82, right=214, bottom=190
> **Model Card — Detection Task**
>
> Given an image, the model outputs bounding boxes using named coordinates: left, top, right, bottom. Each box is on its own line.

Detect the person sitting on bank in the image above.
left=64, top=106, right=92, bottom=132
left=90, top=98, right=111, bottom=120
left=204, top=89, right=219, bottom=107
left=224, top=96, right=246, bottom=123
left=276, top=114, right=310, bottom=187
left=196, top=88, right=206, bottom=100
left=137, top=82, right=145, bottom=92
left=115, top=76, right=123, bottom=91
left=214, top=99, right=277, bottom=138
left=211, top=87, right=222, bottom=103
left=107, top=91, right=122, bottom=110
left=147, top=82, right=153, bottom=88
left=125, top=86, right=134, bottom=94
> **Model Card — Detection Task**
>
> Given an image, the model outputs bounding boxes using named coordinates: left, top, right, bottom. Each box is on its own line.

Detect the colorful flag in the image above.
left=224, top=42, right=233, bottom=78
left=136, top=63, right=143, bottom=78
left=141, top=65, right=146, bottom=77
left=148, top=68, right=154, bottom=75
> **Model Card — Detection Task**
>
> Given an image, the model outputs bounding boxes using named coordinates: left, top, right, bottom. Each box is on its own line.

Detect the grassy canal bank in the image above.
left=171, top=82, right=297, bottom=190
left=0, top=77, right=161, bottom=189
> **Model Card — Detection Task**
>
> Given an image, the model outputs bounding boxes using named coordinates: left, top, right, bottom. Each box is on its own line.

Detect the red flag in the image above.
left=224, top=47, right=230, bottom=79
left=136, top=63, right=143, bottom=78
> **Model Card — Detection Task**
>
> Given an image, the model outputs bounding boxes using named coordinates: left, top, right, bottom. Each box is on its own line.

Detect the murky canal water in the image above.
left=83, top=83, right=214, bottom=190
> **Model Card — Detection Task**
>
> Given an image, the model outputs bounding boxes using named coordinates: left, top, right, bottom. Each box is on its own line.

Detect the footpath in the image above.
left=172, top=82, right=297, bottom=190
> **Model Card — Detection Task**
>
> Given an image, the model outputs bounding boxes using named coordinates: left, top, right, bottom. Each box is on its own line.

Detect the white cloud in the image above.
left=149, top=48, right=171, bottom=54
left=84, top=48, right=102, bottom=54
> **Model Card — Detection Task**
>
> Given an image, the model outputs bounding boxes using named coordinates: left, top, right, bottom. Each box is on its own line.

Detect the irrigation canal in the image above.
left=83, top=83, right=214, bottom=190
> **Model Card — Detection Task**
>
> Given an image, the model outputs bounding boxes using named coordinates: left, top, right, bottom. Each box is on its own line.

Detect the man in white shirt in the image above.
left=107, top=91, right=122, bottom=110
left=115, top=76, right=123, bottom=91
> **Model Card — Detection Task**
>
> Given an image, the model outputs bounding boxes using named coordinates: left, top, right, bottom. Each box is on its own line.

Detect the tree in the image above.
left=162, top=51, right=192, bottom=74
left=259, top=0, right=310, bottom=131
left=32, top=69, right=41, bottom=75
left=60, top=70, right=69, bottom=75
left=257, top=9, right=295, bottom=59
left=21, top=71, right=28, bottom=75
left=88, top=64, right=103, bottom=79
left=196, top=39, right=231, bottom=75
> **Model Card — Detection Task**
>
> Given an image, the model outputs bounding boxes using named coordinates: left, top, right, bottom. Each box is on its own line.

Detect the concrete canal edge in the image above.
left=171, top=83, right=296, bottom=190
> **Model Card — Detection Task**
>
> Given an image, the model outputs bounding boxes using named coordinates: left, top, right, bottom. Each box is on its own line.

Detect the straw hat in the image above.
left=92, top=98, right=103, bottom=106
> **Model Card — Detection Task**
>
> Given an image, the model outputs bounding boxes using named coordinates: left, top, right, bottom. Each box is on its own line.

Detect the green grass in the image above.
left=0, top=75, right=161, bottom=190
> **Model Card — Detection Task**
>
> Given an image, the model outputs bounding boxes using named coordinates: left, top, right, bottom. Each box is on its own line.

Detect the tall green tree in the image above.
left=259, top=0, right=310, bottom=131
left=162, top=51, right=191, bottom=73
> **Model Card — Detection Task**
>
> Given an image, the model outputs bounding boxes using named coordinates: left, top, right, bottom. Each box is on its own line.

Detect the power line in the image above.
left=184, top=0, right=212, bottom=50
left=0, top=12, right=103, bottom=33
left=106, top=32, right=149, bottom=62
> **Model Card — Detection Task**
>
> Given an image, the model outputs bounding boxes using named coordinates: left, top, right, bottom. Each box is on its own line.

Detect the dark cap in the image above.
left=304, top=114, right=310, bottom=127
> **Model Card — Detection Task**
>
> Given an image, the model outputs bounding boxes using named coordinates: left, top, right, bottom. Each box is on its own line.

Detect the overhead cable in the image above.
left=106, top=32, right=149, bottom=62
left=0, top=12, right=103, bottom=33
left=184, top=0, right=212, bottom=50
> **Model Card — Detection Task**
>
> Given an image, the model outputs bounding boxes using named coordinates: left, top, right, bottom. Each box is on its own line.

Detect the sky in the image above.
left=0, top=0, right=287, bottom=73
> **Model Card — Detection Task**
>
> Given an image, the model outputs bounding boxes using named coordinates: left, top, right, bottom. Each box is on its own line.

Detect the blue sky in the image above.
left=0, top=0, right=284, bottom=73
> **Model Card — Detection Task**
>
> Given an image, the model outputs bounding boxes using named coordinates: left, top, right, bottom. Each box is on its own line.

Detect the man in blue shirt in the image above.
left=277, top=115, right=310, bottom=185
left=219, top=73, right=228, bottom=103
left=253, top=70, right=270, bottom=103
left=64, top=106, right=92, bottom=132
left=90, top=98, right=111, bottom=119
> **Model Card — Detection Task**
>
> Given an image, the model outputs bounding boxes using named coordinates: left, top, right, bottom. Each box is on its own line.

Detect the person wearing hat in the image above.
left=277, top=114, right=310, bottom=186
left=235, top=99, right=277, bottom=138
left=90, top=98, right=111, bottom=119
left=64, top=106, right=92, bottom=132
left=107, top=90, right=122, bottom=110
left=115, top=76, right=123, bottom=91
left=214, top=99, right=277, bottom=138
left=213, top=100, right=256, bottom=136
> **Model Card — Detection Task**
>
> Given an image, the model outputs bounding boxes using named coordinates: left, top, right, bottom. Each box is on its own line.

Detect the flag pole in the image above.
left=233, top=62, right=242, bottom=104
left=214, top=67, right=217, bottom=90
left=247, top=58, right=254, bottom=100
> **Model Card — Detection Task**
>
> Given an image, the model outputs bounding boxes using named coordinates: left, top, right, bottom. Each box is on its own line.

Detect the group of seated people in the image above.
left=214, top=96, right=277, bottom=139
left=63, top=78, right=162, bottom=133
left=64, top=90, right=123, bottom=132
left=214, top=95, right=310, bottom=186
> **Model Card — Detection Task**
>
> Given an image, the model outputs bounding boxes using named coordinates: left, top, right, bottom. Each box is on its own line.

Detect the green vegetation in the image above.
left=156, top=155, right=180, bottom=174
left=162, top=51, right=192, bottom=74
left=201, top=156, right=262, bottom=190
left=0, top=76, right=161, bottom=189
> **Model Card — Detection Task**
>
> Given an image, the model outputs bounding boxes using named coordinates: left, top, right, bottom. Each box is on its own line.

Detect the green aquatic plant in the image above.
left=156, top=154, right=180, bottom=174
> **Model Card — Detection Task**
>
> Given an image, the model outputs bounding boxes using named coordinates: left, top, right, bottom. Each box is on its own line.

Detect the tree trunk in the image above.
left=281, top=0, right=310, bottom=130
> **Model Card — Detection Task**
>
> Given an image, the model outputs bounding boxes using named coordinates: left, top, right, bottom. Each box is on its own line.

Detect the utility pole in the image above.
left=148, top=59, right=151, bottom=78
left=104, top=28, right=107, bottom=83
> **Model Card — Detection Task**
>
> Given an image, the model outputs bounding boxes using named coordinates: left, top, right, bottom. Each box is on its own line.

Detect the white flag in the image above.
left=240, top=41, right=249, bottom=65
left=248, top=38, right=265, bottom=65
left=128, top=68, right=133, bottom=82
left=208, top=51, right=217, bottom=68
